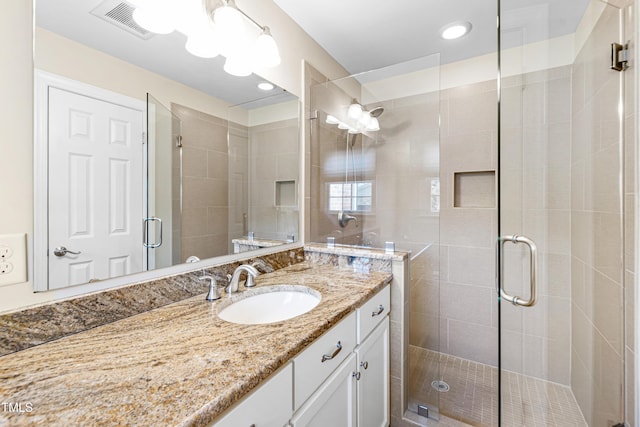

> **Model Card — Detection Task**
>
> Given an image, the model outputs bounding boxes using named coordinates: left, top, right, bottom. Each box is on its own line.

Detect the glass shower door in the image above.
left=146, top=94, right=182, bottom=269
left=498, top=1, right=626, bottom=425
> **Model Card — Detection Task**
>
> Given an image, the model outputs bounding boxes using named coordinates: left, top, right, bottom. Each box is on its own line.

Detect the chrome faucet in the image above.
left=338, top=211, right=358, bottom=228
left=199, top=275, right=221, bottom=301
left=226, top=264, right=260, bottom=293
left=251, top=258, right=274, bottom=273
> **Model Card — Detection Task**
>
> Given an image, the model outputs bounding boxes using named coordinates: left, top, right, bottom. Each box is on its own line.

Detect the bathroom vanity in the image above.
left=0, top=261, right=391, bottom=427
left=212, top=284, right=390, bottom=427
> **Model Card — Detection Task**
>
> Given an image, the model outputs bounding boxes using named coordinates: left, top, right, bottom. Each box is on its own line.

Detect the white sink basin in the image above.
left=218, top=286, right=321, bottom=324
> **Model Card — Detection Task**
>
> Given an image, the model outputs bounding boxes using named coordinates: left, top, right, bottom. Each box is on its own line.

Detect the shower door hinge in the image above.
left=176, top=135, right=183, bottom=148
left=611, top=42, right=629, bottom=71
left=141, top=132, right=146, bottom=144
left=310, top=109, right=318, bottom=120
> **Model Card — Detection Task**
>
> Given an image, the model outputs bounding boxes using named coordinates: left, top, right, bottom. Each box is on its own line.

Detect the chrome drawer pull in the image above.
left=321, top=341, right=342, bottom=362
left=372, top=304, right=384, bottom=317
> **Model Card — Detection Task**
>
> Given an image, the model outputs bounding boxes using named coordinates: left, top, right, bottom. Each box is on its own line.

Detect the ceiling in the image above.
left=36, top=0, right=295, bottom=108
left=36, top=0, right=591, bottom=104
left=273, top=0, right=591, bottom=74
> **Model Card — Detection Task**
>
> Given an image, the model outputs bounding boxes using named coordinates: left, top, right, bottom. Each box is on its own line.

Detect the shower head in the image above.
left=369, top=107, right=384, bottom=118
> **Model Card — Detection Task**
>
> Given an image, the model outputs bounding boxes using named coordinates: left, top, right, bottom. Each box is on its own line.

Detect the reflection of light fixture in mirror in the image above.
left=326, top=103, right=382, bottom=133
left=254, top=27, right=281, bottom=68
left=132, top=0, right=177, bottom=34
left=440, top=21, right=472, bottom=40
left=132, top=0, right=281, bottom=76
left=258, top=82, right=275, bottom=91
left=347, top=101, right=363, bottom=119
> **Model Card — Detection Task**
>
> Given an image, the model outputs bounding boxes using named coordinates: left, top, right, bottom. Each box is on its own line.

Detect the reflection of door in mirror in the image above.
left=34, top=72, right=146, bottom=291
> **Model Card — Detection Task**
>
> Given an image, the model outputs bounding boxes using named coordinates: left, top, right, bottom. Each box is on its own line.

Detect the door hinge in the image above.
left=176, top=135, right=183, bottom=148
left=611, top=42, right=629, bottom=71
left=141, top=131, right=146, bottom=144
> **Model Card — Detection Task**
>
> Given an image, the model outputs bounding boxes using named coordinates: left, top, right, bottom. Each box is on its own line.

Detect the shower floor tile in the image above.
left=408, top=346, right=587, bottom=427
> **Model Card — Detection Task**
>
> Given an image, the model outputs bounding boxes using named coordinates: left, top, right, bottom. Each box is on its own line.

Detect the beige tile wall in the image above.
left=249, top=118, right=300, bottom=240
left=173, top=104, right=235, bottom=260
left=570, top=4, right=627, bottom=425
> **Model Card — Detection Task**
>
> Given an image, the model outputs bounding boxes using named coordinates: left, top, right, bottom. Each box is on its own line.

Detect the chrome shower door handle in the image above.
left=499, top=235, right=538, bottom=307
left=143, top=217, right=163, bottom=249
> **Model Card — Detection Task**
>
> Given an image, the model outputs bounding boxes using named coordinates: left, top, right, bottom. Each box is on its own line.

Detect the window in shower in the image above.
left=327, top=181, right=373, bottom=212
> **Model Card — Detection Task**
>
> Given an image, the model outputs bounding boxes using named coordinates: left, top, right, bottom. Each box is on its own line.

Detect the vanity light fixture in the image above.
left=440, top=21, right=472, bottom=40
left=132, top=0, right=281, bottom=77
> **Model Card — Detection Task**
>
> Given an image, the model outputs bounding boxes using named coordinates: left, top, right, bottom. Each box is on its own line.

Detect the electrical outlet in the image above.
left=0, top=245, right=12, bottom=259
left=0, top=262, right=13, bottom=274
left=0, top=234, right=27, bottom=286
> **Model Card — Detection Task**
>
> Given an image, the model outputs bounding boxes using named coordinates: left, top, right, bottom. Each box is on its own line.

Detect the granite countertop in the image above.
left=0, top=261, right=392, bottom=427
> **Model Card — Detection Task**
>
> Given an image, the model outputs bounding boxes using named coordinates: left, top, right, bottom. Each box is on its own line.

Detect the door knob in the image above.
left=53, top=246, right=81, bottom=257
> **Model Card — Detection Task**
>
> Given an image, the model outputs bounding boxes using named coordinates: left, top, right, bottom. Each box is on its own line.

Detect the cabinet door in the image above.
left=211, top=363, right=292, bottom=427
left=290, top=353, right=357, bottom=427
left=356, top=317, right=389, bottom=427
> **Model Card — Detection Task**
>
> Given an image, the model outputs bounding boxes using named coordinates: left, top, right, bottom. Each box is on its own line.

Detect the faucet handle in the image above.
left=199, top=275, right=221, bottom=301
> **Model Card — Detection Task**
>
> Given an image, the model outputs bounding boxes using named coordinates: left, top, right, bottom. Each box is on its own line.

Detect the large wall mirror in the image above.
left=33, top=0, right=300, bottom=291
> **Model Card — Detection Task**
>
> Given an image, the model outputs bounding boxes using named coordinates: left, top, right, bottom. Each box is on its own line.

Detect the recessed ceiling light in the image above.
left=258, top=82, right=274, bottom=91
left=440, top=21, right=472, bottom=40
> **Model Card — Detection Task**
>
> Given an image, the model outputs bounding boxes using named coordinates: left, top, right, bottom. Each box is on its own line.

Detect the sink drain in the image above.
left=431, top=380, right=450, bottom=392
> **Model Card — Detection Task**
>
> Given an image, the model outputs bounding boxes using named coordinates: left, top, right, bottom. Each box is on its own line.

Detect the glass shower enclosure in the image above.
left=309, top=0, right=632, bottom=425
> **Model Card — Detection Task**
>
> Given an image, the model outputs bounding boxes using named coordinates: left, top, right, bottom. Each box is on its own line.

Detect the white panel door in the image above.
left=48, top=87, right=144, bottom=289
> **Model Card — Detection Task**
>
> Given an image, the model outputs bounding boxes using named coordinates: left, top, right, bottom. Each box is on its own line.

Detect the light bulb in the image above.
left=366, top=117, right=380, bottom=132
left=132, top=0, right=176, bottom=34
left=224, top=55, right=252, bottom=76
left=214, top=0, right=243, bottom=36
left=185, top=22, right=220, bottom=58
left=326, top=115, right=340, bottom=125
left=440, top=22, right=472, bottom=40
left=358, top=111, right=372, bottom=128
left=186, top=36, right=220, bottom=58
left=348, top=102, right=363, bottom=120
left=348, top=128, right=360, bottom=134
left=258, top=82, right=274, bottom=91
left=254, top=27, right=281, bottom=69
left=338, top=122, right=349, bottom=130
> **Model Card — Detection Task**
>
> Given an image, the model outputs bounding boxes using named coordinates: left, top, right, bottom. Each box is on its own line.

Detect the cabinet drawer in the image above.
left=357, top=284, right=390, bottom=344
left=210, top=363, right=292, bottom=427
left=293, top=312, right=356, bottom=410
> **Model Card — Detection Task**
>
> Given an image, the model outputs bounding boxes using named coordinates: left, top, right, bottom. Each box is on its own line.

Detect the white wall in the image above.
left=0, top=0, right=348, bottom=314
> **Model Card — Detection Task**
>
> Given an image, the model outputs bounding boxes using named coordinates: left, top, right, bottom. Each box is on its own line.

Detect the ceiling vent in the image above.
left=90, top=0, right=155, bottom=40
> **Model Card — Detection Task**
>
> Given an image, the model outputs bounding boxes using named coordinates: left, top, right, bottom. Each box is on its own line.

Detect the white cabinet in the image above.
left=356, top=317, right=390, bottom=427
left=290, top=353, right=357, bottom=427
left=210, top=363, right=292, bottom=427
left=292, top=285, right=390, bottom=427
